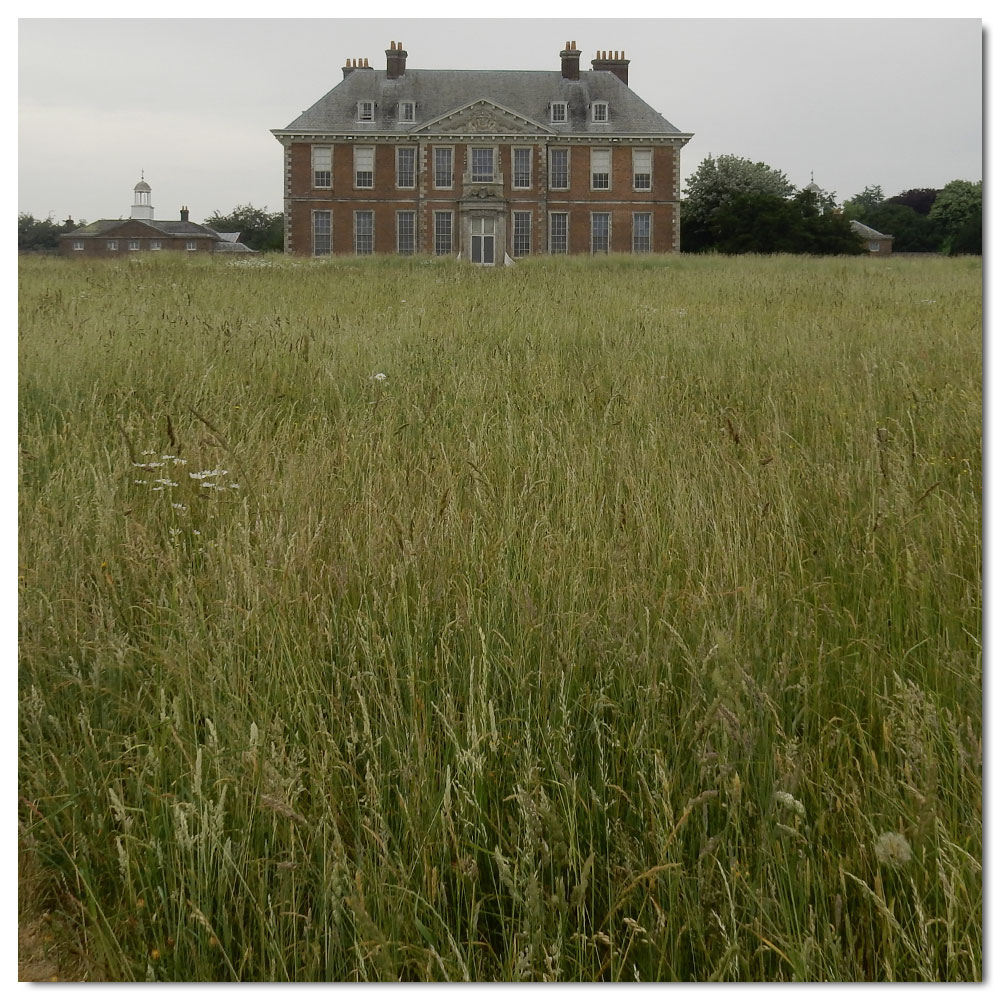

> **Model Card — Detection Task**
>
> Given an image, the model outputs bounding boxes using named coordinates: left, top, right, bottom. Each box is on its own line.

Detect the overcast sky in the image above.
left=18, top=9, right=983, bottom=225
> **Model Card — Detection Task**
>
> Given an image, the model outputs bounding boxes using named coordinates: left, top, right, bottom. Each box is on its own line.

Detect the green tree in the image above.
left=708, top=190, right=864, bottom=255
left=841, top=185, right=885, bottom=220
left=928, top=180, right=982, bottom=254
left=18, top=213, right=80, bottom=253
left=203, top=204, right=283, bottom=252
left=863, top=202, right=943, bottom=252
left=681, top=154, right=795, bottom=251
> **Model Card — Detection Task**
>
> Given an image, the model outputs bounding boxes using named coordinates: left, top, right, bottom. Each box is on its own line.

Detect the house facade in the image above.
left=59, top=178, right=256, bottom=257
left=272, top=42, right=692, bottom=261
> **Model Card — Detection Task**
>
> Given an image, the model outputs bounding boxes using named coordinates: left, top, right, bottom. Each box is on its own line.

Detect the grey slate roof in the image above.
left=64, top=218, right=257, bottom=251
left=851, top=220, right=893, bottom=240
left=277, top=68, right=685, bottom=136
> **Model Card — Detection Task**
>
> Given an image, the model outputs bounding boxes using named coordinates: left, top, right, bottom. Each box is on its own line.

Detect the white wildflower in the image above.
left=171, top=503, right=187, bottom=511
left=172, top=458, right=188, bottom=465
left=133, top=479, right=148, bottom=485
left=775, top=790, right=806, bottom=819
left=874, top=831, right=912, bottom=868
left=372, top=372, right=388, bottom=381
left=151, top=486, right=164, bottom=492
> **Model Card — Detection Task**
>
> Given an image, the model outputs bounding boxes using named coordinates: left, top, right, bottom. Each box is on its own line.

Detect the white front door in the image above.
left=471, top=216, right=496, bottom=266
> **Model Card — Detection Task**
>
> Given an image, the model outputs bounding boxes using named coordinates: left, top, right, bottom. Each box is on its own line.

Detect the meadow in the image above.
left=18, top=251, right=981, bottom=981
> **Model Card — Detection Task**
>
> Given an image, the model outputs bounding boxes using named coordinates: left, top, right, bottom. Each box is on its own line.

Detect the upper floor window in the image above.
left=396, top=147, right=416, bottom=188
left=633, top=148, right=652, bottom=191
left=512, top=148, right=532, bottom=189
left=357, top=101, right=375, bottom=122
left=549, top=148, right=569, bottom=189
left=312, top=146, right=332, bottom=188
left=591, top=148, right=611, bottom=190
left=398, top=101, right=415, bottom=123
left=550, top=102, right=568, bottom=124
left=471, top=147, right=494, bottom=183
left=592, top=102, right=609, bottom=123
left=354, top=146, right=374, bottom=188
left=434, top=147, right=453, bottom=188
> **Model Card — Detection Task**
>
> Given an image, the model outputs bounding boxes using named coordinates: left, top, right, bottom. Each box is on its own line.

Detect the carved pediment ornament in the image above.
left=469, top=112, right=499, bottom=132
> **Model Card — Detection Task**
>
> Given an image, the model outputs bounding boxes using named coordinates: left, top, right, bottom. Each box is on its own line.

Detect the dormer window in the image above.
left=592, top=102, right=609, bottom=123
left=398, top=101, right=415, bottom=123
left=357, top=101, right=375, bottom=122
left=550, top=102, right=568, bottom=124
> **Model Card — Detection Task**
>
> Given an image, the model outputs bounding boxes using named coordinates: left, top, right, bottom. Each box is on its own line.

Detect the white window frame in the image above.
left=470, top=146, right=495, bottom=183
left=632, top=212, right=652, bottom=254
left=869, top=241, right=880, bottom=252
left=354, top=210, right=374, bottom=255
left=632, top=148, right=652, bottom=192
left=433, top=211, right=452, bottom=255
left=512, top=211, right=532, bottom=257
left=72, top=240, right=84, bottom=251
left=512, top=147, right=532, bottom=189
left=549, top=212, right=568, bottom=254
left=398, top=101, right=415, bottom=123
left=433, top=146, right=454, bottom=189
left=128, top=239, right=140, bottom=251
left=549, top=147, right=569, bottom=190
left=591, top=212, right=610, bottom=254
left=107, top=240, right=118, bottom=251
left=395, top=146, right=416, bottom=189
left=354, top=146, right=374, bottom=189
left=312, top=145, right=332, bottom=188
left=185, top=240, right=197, bottom=251
left=591, top=148, right=611, bottom=191
left=357, top=100, right=375, bottom=122
left=150, top=240, right=162, bottom=251
left=550, top=101, right=568, bottom=124
left=396, top=211, right=416, bottom=255
left=313, top=210, right=332, bottom=256
left=592, top=102, right=609, bottom=123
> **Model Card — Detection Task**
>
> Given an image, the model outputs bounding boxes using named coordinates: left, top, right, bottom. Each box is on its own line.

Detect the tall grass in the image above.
left=18, top=252, right=981, bottom=981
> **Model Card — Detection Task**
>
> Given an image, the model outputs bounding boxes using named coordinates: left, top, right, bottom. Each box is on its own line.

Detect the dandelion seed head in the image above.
left=874, top=831, right=912, bottom=867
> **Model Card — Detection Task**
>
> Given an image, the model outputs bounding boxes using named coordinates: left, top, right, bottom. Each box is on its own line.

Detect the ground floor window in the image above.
left=107, top=240, right=118, bottom=250
left=128, top=239, right=140, bottom=250
left=397, top=211, right=415, bottom=255
left=354, top=211, right=374, bottom=255
left=632, top=213, right=651, bottom=253
left=186, top=240, right=197, bottom=251
left=313, top=211, right=332, bottom=256
left=434, top=212, right=452, bottom=255
left=72, top=241, right=84, bottom=251
left=549, top=212, right=568, bottom=254
left=591, top=213, right=610, bottom=254
left=512, top=211, right=531, bottom=257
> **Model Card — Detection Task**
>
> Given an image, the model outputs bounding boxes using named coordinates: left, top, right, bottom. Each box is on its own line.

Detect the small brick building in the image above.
left=850, top=220, right=894, bottom=256
left=59, top=177, right=256, bottom=257
left=272, top=41, right=692, bottom=260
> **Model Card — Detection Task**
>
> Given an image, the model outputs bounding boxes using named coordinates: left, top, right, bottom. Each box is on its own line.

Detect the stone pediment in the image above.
left=414, top=99, right=552, bottom=136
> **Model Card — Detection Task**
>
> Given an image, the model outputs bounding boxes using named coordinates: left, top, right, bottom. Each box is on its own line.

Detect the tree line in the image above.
left=681, top=154, right=982, bottom=255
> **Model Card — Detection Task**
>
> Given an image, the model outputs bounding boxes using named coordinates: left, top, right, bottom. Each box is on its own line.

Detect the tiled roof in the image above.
left=277, top=68, right=685, bottom=136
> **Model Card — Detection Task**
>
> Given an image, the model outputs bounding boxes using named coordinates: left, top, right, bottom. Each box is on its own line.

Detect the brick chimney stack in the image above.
left=386, top=40, right=407, bottom=80
left=560, top=40, right=581, bottom=80
left=180, top=206, right=189, bottom=222
left=343, top=57, right=368, bottom=79
left=591, top=49, right=630, bottom=85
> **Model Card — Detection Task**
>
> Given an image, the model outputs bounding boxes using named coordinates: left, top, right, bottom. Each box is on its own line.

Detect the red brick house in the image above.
left=272, top=41, right=692, bottom=261
left=59, top=177, right=256, bottom=257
